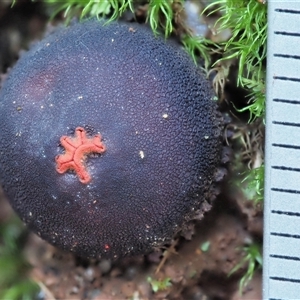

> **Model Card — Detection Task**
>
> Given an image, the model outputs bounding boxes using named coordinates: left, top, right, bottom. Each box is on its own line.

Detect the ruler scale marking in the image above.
left=272, top=144, right=300, bottom=150
left=270, top=232, right=300, bottom=239
left=273, top=121, right=300, bottom=127
left=270, top=277, right=300, bottom=284
left=274, top=76, right=300, bottom=82
left=272, top=166, right=300, bottom=172
left=273, top=98, right=300, bottom=104
left=271, top=188, right=300, bottom=195
left=271, top=210, right=300, bottom=217
left=275, top=8, right=300, bottom=14
left=270, top=254, right=300, bottom=262
left=264, top=2, right=300, bottom=298
left=274, top=53, right=300, bottom=60
left=274, top=31, right=300, bottom=37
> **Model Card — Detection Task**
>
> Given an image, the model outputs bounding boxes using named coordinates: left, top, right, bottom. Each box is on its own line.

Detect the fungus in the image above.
left=0, top=19, right=223, bottom=259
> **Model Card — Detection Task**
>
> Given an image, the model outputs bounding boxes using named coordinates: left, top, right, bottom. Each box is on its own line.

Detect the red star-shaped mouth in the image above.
left=56, top=127, right=106, bottom=184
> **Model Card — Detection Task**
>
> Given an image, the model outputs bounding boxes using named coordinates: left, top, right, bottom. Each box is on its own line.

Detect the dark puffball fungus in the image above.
left=0, top=19, right=223, bottom=259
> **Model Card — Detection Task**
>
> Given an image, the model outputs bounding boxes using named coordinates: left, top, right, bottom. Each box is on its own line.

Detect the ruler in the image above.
left=264, top=1, right=300, bottom=299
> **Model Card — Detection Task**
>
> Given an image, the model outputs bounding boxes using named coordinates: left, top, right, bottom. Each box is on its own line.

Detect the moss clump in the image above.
left=0, top=218, right=39, bottom=300
left=22, top=0, right=182, bottom=38
left=205, top=0, right=267, bottom=122
left=229, top=243, right=262, bottom=293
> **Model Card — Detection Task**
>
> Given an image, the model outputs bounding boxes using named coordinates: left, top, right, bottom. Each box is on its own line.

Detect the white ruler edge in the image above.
left=264, top=1, right=300, bottom=299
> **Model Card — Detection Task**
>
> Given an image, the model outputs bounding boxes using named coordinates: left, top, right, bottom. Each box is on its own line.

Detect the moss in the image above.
left=44, top=0, right=133, bottom=23
left=0, top=217, right=39, bottom=300
left=205, top=0, right=267, bottom=121
left=26, top=0, right=181, bottom=38
left=242, top=165, right=264, bottom=206
left=228, top=243, right=262, bottom=294
left=147, top=276, right=172, bottom=293
left=182, top=35, right=219, bottom=70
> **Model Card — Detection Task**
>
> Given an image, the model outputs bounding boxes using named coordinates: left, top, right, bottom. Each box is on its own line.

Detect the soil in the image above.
left=0, top=1, right=263, bottom=299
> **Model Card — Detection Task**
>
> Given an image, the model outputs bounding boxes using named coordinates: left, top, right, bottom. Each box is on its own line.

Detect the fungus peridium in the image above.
left=0, top=19, right=223, bottom=259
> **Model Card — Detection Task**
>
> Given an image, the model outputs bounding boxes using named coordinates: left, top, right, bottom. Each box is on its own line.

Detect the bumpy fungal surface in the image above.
left=0, top=19, right=223, bottom=259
